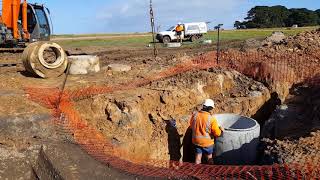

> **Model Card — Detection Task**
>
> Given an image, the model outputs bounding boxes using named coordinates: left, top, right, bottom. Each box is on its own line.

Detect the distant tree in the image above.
left=235, top=5, right=319, bottom=28
left=240, top=6, right=290, bottom=28
left=245, top=6, right=270, bottom=28
left=286, top=8, right=319, bottom=27
left=269, top=6, right=291, bottom=27
left=234, top=21, right=241, bottom=29
left=245, top=21, right=258, bottom=28
left=315, top=9, right=320, bottom=24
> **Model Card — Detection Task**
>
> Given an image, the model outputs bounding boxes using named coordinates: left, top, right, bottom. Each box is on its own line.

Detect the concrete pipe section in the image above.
left=22, top=42, right=68, bottom=78
left=214, top=114, right=260, bottom=165
left=166, top=43, right=182, bottom=48
left=68, top=55, right=100, bottom=75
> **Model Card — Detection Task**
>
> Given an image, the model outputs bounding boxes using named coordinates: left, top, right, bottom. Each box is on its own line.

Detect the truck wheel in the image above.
left=190, top=35, right=198, bottom=42
left=162, top=36, right=171, bottom=44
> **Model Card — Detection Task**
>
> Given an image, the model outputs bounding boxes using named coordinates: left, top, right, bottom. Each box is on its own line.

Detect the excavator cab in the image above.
left=0, top=1, right=51, bottom=47
left=23, top=3, right=51, bottom=42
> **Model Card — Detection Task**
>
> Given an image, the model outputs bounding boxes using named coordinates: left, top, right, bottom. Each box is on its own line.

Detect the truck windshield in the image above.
left=167, top=26, right=175, bottom=31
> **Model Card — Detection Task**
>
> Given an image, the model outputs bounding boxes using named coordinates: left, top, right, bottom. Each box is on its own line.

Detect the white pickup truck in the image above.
left=156, top=22, right=208, bottom=43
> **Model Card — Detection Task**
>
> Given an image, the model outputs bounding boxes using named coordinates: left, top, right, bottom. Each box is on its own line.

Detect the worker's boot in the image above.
left=207, top=158, right=214, bottom=165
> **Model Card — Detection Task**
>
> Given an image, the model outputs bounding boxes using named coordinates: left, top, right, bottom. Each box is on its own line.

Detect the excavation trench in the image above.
left=74, top=68, right=276, bottom=165
left=260, top=84, right=320, bottom=165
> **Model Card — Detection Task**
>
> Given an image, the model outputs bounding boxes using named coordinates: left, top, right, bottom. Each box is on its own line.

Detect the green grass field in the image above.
left=51, top=32, right=149, bottom=38
left=55, top=26, right=318, bottom=48
left=55, top=36, right=152, bottom=48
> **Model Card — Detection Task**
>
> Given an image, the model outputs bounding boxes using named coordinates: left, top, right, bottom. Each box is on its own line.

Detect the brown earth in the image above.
left=74, top=68, right=270, bottom=163
left=261, top=86, right=320, bottom=165
left=254, top=30, right=320, bottom=166
left=0, top=30, right=319, bottom=179
left=0, top=45, right=229, bottom=179
left=259, top=28, right=320, bottom=55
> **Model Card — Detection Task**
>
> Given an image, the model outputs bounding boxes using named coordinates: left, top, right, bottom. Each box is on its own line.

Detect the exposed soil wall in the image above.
left=261, top=86, right=320, bottom=165
left=75, top=69, right=270, bottom=162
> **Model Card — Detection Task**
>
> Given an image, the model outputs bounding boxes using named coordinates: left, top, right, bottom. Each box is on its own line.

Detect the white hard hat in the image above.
left=178, top=22, right=182, bottom=25
left=203, top=99, right=215, bottom=108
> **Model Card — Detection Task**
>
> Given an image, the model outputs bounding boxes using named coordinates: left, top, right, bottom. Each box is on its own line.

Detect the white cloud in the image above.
left=121, top=4, right=130, bottom=14
left=96, top=0, right=247, bottom=33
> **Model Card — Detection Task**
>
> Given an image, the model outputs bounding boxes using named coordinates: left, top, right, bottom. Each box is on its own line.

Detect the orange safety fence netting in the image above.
left=25, top=50, right=320, bottom=179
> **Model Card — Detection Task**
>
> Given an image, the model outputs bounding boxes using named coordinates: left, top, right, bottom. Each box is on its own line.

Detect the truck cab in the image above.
left=156, top=22, right=208, bottom=44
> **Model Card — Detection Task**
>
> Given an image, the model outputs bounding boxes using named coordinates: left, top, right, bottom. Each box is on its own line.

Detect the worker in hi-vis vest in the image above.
left=175, top=22, right=184, bottom=43
left=189, top=99, right=224, bottom=164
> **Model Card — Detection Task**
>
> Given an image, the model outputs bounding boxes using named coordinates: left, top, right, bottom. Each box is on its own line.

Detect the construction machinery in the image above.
left=0, top=0, right=51, bottom=47
left=0, top=0, right=68, bottom=78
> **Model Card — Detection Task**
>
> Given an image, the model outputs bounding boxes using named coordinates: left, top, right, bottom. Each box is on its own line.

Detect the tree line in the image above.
left=235, top=6, right=320, bottom=29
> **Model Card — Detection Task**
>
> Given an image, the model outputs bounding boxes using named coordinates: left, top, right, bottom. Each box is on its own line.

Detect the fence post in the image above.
left=215, top=24, right=223, bottom=64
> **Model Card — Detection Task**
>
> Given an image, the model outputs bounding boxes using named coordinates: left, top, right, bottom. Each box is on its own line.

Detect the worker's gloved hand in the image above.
left=169, top=120, right=177, bottom=128
left=219, top=127, right=225, bottom=132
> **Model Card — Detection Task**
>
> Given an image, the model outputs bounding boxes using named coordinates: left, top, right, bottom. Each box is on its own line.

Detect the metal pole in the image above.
left=216, top=27, right=220, bottom=64
left=149, top=0, right=157, bottom=58
left=57, top=61, right=71, bottom=108
left=214, top=24, right=223, bottom=64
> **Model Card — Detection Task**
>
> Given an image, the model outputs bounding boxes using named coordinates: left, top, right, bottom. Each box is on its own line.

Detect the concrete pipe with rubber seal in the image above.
left=214, top=114, right=260, bottom=165
left=38, top=43, right=66, bottom=69
left=22, top=42, right=39, bottom=76
left=22, top=42, right=68, bottom=78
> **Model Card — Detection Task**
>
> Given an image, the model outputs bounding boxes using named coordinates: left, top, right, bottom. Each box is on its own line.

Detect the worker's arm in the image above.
left=210, top=117, right=222, bottom=137
left=189, top=113, right=194, bottom=128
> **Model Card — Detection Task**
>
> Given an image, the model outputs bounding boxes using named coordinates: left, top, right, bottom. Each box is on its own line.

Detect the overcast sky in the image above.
left=29, top=0, right=320, bottom=34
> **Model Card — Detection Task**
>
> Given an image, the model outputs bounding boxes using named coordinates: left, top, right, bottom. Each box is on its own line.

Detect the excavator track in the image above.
left=0, top=48, right=24, bottom=53
left=0, top=48, right=25, bottom=73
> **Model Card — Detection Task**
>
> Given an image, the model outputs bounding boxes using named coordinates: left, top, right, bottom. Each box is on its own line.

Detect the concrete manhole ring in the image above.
left=38, top=43, right=66, bottom=69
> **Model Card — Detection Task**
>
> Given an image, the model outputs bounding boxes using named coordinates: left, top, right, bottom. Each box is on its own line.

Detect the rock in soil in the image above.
left=107, top=64, right=132, bottom=72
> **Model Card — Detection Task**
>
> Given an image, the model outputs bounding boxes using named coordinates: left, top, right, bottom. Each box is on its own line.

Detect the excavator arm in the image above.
left=22, top=0, right=29, bottom=39
left=1, top=0, right=29, bottom=40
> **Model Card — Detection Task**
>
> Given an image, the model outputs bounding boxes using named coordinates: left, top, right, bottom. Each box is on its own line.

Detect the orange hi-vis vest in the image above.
left=176, top=25, right=184, bottom=32
left=190, top=111, right=222, bottom=147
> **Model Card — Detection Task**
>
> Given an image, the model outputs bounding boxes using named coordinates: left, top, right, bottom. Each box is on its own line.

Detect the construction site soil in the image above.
left=0, top=31, right=319, bottom=179
left=74, top=68, right=270, bottom=163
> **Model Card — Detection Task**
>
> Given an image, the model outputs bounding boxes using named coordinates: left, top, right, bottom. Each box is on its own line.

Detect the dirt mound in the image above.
left=241, top=38, right=263, bottom=50
left=261, top=130, right=320, bottom=164
left=261, top=86, right=320, bottom=165
left=259, top=29, right=320, bottom=54
left=262, top=32, right=286, bottom=47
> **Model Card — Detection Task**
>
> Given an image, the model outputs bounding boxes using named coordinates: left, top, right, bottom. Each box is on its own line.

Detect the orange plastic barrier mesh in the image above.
left=26, top=50, right=320, bottom=179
